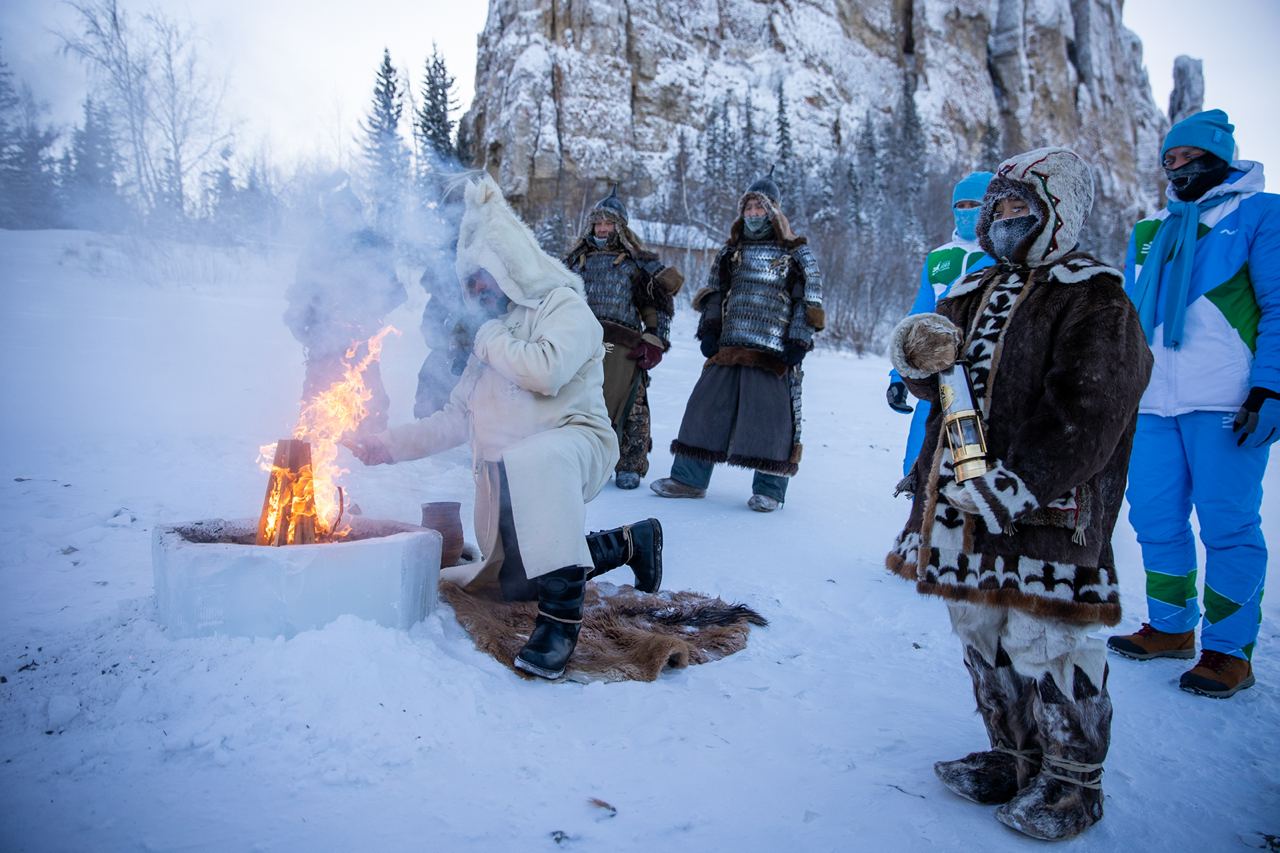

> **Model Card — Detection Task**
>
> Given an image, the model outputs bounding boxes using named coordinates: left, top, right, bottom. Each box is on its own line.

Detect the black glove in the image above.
left=886, top=380, right=913, bottom=413
left=1233, top=386, right=1280, bottom=448
left=783, top=341, right=808, bottom=367
left=699, top=333, right=720, bottom=359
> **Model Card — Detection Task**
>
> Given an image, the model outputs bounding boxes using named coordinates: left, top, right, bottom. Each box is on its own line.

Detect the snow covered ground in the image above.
left=1, top=230, right=1277, bottom=852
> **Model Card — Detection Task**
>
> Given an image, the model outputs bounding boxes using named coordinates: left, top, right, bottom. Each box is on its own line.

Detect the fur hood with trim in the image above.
left=977, top=147, right=1095, bottom=268
left=455, top=174, right=584, bottom=309
left=564, top=208, right=660, bottom=266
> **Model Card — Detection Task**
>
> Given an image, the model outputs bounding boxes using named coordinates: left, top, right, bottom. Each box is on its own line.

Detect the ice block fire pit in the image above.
left=153, top=516, right=441, bottom=639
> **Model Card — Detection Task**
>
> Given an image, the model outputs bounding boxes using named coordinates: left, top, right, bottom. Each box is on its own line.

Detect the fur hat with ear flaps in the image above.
left=977, top=147, right=1095, bottom=268
left=454, top=173, right=584, bottom=309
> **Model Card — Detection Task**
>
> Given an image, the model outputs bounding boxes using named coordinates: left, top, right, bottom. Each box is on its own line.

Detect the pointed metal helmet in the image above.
left=592, top=183, right=628, bottom=225
left=745, top=165, right=781, bottom=206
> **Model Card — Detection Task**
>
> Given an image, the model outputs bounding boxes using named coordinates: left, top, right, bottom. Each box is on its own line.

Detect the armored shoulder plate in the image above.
left=578, top=251, right=643, bottom=330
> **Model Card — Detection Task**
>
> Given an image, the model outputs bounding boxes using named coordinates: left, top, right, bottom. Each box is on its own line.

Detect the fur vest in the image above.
left=886, top=254, right=1153, bottom=625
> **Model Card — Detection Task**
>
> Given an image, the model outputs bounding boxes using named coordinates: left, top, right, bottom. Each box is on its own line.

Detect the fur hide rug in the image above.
left=440, top=580, right=767, bottom=683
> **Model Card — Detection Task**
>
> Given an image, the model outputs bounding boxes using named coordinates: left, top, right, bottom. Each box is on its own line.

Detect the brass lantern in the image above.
left=937, top=362, right=990, bottom=483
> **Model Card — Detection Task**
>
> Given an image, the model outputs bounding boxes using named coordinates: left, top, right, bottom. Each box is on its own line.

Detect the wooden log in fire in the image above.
left=256, top=438, right=317, bottom=546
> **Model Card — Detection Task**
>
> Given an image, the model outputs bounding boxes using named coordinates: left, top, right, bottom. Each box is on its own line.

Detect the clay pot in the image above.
left=421, top=501, right=464, bottom=567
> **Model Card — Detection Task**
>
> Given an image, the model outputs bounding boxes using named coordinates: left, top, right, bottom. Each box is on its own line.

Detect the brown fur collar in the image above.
left=947, top=251, right=1119, bottom=300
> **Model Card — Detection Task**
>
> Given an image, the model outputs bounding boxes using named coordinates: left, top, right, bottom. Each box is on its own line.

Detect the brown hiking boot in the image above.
left=1106, top=623, right=1195, bottom=660
left=1179, top=651, right=1255, bottom=698
left=649, top=477, right=706, bottom=499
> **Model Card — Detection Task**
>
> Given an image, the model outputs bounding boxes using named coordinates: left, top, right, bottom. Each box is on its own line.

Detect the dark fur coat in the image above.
left=886, top=253, right=1153, bottom=625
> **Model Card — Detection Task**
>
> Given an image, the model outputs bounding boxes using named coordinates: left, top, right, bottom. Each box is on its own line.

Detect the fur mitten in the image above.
left=890, top=313, right=962, bottom=379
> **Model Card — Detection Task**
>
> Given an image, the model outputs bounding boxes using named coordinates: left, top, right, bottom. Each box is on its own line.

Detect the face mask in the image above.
left=1165, top=154, right=1231, bottom=202
left=588, top=234, right=609, bottom=249
left=953, top=207, right=980, bottom=242
left=744, top=215, right=771, bottom=239
left=988, top=214, right=1039, bottom=262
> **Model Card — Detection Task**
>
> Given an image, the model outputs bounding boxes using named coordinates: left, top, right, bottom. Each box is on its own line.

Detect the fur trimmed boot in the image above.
left=936, top=644, right=1041, bottom=804
left=514, top=566, right=587, bottom=680
left=586, top=519, right=663, bottom=593
left=995, top=666, right=1110, bottom=841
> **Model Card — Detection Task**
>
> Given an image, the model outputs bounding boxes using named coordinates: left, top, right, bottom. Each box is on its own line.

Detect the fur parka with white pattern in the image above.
left=884, top=148, right=1152, bottom=626
left=886, top=254, right=1151, bottom=624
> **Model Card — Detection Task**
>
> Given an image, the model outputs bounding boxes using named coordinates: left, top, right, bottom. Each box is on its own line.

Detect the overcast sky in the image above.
left=1, top=1, right=1277, bottom=177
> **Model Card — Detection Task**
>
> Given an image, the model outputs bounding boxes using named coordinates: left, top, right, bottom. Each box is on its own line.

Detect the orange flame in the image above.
left=258, top=325, right=399, bottom=543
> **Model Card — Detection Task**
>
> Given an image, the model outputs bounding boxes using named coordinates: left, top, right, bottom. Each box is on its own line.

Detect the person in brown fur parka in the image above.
left=886, top=147, right=1152, bottom=841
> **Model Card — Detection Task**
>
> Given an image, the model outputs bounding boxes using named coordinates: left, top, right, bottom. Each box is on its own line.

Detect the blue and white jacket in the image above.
left=1124, top=161, right=1280, bottom=416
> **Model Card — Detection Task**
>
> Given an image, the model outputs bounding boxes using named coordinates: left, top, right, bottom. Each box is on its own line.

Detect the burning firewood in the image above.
left=255, top=325, right=398, bottom=546
left=256, top=439, right=318, bottom=546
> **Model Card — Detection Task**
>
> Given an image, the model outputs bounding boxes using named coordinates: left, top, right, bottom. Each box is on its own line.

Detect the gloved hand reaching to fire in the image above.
left=343, top=435, right=394, bottom=466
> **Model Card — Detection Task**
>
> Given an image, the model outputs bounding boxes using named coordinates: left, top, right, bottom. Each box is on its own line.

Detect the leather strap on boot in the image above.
left=1039, top=756, right=1104, bottom=791
left=994, top=746, right=1042, bottom=768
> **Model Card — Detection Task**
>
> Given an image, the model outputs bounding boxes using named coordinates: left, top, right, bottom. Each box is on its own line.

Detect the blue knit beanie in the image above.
left=953, top=171, right=994, bottom=206
left=1162, top=109, right=1236, bottom=163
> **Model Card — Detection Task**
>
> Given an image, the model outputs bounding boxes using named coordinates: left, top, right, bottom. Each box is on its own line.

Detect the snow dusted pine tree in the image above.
left=414, top=44, right=457, bottom=168
left=741, top=88, right=759, bottom=185
left=774, top=81, right=795, bottom=201
left=0, top=42, right=21, bottom=227
left=701, top=95, right=739, bottom=222
left=359, top=48, right=409, bottom=236
left=65, top=97, right=126, bottom=229
left=3, top=84, right=62, bottom=229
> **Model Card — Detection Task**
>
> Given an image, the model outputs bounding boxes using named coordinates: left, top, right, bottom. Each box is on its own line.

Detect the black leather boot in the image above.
left=585, top=518, right=663, bottom=593
left=514, top=566, right=587, bottom=680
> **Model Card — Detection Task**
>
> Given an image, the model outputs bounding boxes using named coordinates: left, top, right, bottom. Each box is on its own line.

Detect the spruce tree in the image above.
left=415, top=44, right=457, bottom=165
left=0, top=42, right=23, bottom=226
left=359, top=48, right=409, bottom=236
left=65, top=97, right=125, bottom=228
left=3, top=84, right=61, bottom=229
left=775, top=81, right=794, bottom=172
left=741, top=88, right=758, bottom=183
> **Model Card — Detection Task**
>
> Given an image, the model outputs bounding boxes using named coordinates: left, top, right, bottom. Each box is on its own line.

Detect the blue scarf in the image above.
left=1129, top=193, right=1232, bottom=348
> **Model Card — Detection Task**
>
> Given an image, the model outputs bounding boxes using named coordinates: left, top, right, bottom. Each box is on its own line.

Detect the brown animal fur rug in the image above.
left=440, top=580, right=768, bottom=682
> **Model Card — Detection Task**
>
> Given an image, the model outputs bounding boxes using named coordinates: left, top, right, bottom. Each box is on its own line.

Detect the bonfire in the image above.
left=255, top=325, right=399, bottom=545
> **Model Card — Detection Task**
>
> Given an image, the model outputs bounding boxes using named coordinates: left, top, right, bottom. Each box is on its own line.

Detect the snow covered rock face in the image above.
left=152, top=518, right=441, bottom=639
left=462, top=0, right=1166, bottom=258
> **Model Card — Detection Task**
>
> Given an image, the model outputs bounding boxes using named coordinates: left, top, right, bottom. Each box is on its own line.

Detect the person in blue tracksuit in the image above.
left=886, top=171, right=995, bottom=477
left=1108, top=109, right=1280, bottom=698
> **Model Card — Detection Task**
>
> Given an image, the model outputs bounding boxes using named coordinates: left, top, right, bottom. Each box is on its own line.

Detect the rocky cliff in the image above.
left=461, top=0, right=1170, bottom=340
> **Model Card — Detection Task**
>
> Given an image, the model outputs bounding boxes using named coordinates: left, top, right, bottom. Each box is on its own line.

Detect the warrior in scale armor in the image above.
left=651, top=168, right=825, bottom=512
left=563, top=185, right=684, bottom=489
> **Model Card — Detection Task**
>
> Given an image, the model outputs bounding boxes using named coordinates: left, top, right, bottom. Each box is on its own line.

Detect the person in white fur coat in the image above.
left=346, top=174, right=662, bottom=679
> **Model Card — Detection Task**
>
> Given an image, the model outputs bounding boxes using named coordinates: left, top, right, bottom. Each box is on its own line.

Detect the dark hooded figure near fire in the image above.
left=345, top=174, right=661, bottom=680
left=885, top=147, right=1152, bottom=841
